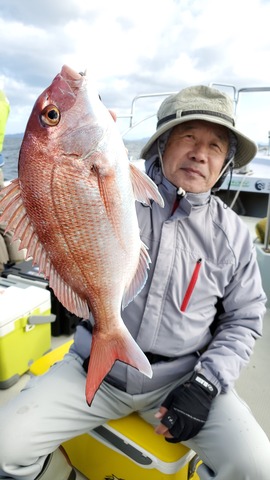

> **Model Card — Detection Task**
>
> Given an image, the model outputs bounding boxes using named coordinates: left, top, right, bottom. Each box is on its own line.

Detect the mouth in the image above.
left=181, top=167, right=205, bottom=178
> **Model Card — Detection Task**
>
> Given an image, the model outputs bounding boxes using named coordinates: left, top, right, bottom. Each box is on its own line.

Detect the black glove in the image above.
left=161, top=373, right=218, bottom=442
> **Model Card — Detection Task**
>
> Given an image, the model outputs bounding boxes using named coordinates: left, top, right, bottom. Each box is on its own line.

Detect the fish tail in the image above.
left=85, top=326, right=153, bottom=405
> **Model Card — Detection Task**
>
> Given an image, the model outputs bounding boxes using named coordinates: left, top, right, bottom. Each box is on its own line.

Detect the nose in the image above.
left=188, top=142, right=208, bottom=162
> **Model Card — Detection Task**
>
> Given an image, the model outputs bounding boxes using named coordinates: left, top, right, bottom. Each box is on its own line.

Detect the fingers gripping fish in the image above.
left=0, top=65, right=164, bottom=404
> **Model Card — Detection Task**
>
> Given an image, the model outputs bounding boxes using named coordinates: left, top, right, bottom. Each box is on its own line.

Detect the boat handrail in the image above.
left=209, top=83, right=270, bottom=115
left=117, top=92, right=177, bottom=128
left=117, top=84, right=270, bottom=125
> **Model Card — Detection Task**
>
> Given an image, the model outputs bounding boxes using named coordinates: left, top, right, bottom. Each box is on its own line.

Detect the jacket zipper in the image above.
left=180, top=258, right=202, bottom=312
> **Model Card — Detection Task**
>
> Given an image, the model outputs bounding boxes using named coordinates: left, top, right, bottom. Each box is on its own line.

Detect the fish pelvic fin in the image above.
left=85, top=325, right=153, bottom=405
left=129, top=162, right=164, bottom=208
left=122, top=241, right=151, bottom=309
left=0, top=179, right=89, bottom=320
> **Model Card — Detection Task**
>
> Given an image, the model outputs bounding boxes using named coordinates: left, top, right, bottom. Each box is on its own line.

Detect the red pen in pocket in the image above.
left=180, top=258, right=202, bottom=312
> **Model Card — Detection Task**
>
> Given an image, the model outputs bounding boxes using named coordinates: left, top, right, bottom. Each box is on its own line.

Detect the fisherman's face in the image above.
left=162, top=120, right=230, bottom=193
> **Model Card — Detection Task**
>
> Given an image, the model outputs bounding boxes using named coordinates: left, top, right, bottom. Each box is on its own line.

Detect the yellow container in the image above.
left=63, top=413, right=200, bottom=479
left=0, top=282, right=52, bottom=388
left=0, top=90, right=10, bottom=152
left=30, top=341, right=201, bottom=479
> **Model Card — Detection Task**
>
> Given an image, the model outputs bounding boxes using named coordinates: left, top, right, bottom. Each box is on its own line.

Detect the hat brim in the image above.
left=140, top=113, right=257, bottom=169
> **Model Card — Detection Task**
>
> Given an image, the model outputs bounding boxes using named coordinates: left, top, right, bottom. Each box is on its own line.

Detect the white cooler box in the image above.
left=0, top=279, right=55, bottom=388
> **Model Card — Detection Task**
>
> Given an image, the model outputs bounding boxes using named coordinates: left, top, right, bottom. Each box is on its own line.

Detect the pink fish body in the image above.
left=0, top=66, right=164, bottom=404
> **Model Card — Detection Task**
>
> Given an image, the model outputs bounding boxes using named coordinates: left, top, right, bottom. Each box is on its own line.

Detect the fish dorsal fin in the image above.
left=129, top=162, right=164, bottom=207
left=0, top=179, right=89, bottom=319
left=122, top=240, right=151, bottom=309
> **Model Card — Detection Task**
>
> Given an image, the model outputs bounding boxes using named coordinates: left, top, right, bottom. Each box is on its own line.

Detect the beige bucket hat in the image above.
left=141, top=85, right=257, bottom=169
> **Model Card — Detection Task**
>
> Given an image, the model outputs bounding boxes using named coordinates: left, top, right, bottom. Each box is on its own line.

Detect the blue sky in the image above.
left=1, top=0, right=270, bottom=143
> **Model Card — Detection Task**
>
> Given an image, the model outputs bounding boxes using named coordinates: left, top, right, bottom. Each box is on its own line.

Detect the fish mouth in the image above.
left=60, top=65, right=85, bottom=82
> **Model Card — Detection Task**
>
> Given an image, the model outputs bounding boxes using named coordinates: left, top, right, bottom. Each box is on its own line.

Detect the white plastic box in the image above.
left=0, top=280, right=53, bottom=388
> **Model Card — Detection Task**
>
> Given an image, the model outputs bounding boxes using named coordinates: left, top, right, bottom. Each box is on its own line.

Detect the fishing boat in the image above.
left=0, top=83, right=269, bottom=479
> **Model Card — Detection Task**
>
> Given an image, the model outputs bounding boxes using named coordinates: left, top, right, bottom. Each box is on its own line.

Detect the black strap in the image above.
left=81, top=321, right=92, bottom=373
left=144, top=352, right=175, bottom=364
left=80, top=320, right=93, bottom=333
left=82, top=356, right=90, bottom=373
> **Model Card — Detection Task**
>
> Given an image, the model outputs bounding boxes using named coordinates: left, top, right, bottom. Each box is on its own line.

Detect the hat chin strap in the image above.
left=216, top=158, right=234, bottom=184
left=212, top=158, right=235, bottom=193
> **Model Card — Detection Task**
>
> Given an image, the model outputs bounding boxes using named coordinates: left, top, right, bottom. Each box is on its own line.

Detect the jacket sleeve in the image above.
left=195, top=241, right=267, bottom=394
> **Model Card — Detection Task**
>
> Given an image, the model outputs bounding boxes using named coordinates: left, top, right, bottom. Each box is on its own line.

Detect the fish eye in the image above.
left=40, top=104, right=61, bottom=126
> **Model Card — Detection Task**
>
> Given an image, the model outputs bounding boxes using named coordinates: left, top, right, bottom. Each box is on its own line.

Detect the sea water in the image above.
left=1, top=135, right=146, bottom=181
left=1, top=135, right=23, bottom=180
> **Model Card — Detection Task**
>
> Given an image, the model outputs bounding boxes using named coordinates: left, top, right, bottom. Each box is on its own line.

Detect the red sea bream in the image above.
left=0, top=65, right=164, bottom=404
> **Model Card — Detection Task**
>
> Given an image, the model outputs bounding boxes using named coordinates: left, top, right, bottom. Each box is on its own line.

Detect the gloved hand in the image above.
left=159, top=373, right=218, bottom=442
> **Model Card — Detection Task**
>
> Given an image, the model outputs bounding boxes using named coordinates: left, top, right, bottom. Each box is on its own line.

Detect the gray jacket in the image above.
left=71, top=156, right=266, bottom=394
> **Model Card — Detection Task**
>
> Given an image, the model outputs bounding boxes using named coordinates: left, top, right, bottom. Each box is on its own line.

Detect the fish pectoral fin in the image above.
left=122, top=241, right=151, bottom=309
left=97, top=169, right=124, bottom=244
left=129, top=162, right=164, bottom=208
left=85, top=326, right=153, bottom=405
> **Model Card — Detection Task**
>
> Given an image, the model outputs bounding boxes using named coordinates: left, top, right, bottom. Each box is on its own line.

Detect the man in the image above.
left=0, top=85, right=269, bottom=479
